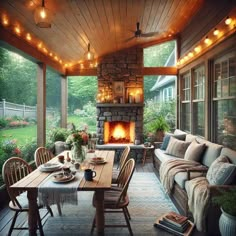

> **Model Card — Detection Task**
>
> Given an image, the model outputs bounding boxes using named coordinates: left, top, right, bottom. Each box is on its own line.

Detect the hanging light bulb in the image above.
left=34, top=0, right=52, bottom=28
left=84, top=43, right=94, bottom=61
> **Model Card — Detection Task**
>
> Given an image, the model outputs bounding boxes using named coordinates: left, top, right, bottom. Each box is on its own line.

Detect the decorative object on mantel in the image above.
left=34, top=0, right=53, bottom=28
left=126, top=87, right=143, bottom=104
left=113, top=81, right=125, bottom=103
left=65, top=130, right=89, bottom=163
left=97, top=86, right=112, bottom=103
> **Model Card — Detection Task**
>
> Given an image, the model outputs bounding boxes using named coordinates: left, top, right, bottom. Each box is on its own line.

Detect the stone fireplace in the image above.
left=96, top=46, right=144, bottom=145
left=97, top=104, right=143, bottom=144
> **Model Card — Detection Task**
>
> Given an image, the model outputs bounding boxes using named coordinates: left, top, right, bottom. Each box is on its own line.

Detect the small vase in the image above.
left=71, top=142, right=85, bottom=163
left=219, top=208, right=236, bottom=236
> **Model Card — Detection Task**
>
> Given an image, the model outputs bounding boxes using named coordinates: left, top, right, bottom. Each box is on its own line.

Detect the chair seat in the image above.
left=93, top=189, right=129, bottom=209
left=9, top=192, right=43, bottom=211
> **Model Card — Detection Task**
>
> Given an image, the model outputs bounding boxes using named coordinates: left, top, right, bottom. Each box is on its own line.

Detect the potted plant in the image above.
left=147, top=115, right=169, bottom=142
left=213, top=188, right=236, bottom=236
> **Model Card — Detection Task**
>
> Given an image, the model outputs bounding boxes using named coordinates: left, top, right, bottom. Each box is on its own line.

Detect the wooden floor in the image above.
left=0, top=159, right=207, bottom=236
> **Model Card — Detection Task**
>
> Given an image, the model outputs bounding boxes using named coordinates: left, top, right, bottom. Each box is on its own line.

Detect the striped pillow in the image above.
left=166, top=136, right=191, bottom=158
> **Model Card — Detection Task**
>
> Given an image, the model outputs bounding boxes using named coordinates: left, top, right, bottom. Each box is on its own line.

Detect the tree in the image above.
left=67, top=76, right=97, bottom=113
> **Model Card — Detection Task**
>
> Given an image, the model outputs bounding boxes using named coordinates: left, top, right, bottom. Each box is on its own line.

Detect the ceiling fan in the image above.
left=125, top=22, right=159, bottom=42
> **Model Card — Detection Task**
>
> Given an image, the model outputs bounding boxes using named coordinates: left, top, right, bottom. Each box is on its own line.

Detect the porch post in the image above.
left=61, top=75, right=67, bottom=128
left=37, top=63, right=46, bottom=147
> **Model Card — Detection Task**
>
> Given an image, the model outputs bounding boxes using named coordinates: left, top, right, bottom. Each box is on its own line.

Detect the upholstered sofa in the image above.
left=153, top=129, right=236, bottom=235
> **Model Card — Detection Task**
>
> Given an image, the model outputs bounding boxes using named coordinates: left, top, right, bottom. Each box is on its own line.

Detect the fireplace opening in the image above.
left=104, top=121, right=135, bottom=144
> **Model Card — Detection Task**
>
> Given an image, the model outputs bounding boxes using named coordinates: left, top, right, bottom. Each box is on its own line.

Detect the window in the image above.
left=213, top=53, right=236, bottom=150
left=193, top=65, right=205, bottom=136
left=180, top=72, right=191, bottom=132
left=163, top=87, right=173, bottom=101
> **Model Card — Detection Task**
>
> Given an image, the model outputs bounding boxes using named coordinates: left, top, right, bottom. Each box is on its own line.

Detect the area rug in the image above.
left=42, top=173, right=178, bottom=235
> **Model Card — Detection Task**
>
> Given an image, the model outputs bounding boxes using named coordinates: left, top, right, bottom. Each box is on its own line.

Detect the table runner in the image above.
left=38, top=171, right=83, bottom=206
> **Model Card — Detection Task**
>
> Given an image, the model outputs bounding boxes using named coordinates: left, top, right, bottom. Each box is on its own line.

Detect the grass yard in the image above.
left=0, top=115, right=96, bottom=147
left=67, top=115, right=96, bottom=133
left=0, top=125, right=37, bottom=146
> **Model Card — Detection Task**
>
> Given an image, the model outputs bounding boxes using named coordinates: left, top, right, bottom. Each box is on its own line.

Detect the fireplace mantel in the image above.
left=96, top=103, right=144, bottom=108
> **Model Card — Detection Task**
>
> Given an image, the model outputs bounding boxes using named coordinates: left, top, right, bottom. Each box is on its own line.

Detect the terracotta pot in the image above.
left=156, top=130, right=165, bottom=142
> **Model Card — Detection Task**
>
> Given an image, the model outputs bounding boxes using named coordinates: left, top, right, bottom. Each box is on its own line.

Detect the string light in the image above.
left=204, top=36, right=210, bottom=44
left=225, top=16, right=232, bottom=25
left=177, top=12, right=235, bottom=67
left=213, top=28, right=219, bottom=36
left=26, top=33, right=32, bottom=41
left=14, top=26, right=21, bottom=35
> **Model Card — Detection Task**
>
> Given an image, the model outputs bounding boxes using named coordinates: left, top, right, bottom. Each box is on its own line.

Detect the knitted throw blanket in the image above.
left=160, top=159, right=201, bottom=194
left=186, top=177, right=210, bottom=232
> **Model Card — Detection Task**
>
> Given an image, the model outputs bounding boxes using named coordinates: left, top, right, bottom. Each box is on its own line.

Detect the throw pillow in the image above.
left=206, top=155, right=236, bottom=185
left=165, top=136, right=191, bottom=158
left=184, top=140, right=206, bottom=162
left=160, top=133, right=186, bottom=150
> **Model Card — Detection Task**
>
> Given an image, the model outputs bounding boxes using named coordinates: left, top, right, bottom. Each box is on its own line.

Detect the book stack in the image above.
left=154, top=212, right=194, bottom=236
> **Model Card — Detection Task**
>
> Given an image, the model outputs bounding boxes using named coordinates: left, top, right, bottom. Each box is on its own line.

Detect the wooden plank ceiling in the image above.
left=0, top=0, right=204, bottom=68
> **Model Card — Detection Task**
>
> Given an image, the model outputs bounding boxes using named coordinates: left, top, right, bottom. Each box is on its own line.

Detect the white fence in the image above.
left=0, top=99, right=55, bottom=119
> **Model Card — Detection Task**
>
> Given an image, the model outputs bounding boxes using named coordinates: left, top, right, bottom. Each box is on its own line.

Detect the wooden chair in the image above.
left=2, top=157, right=53, bottom=236
left=91, top=158, right=135, bottom=236
left=34, top=147, right=54, bottom=167
left=34, top=147, right=62, bottom=216
left=112, top=145, right=130, bottom=183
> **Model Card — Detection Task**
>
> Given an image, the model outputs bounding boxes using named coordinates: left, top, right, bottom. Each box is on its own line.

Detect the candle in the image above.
left=129, top=93, right=134, bottom=103
left=135, top=92, right=141, bottom=103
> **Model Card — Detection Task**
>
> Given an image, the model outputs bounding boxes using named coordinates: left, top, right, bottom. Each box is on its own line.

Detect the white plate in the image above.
left=52, top=174, right=75, bottom=183
left=39, top=163, right=63, bottom=172
left=89, top=160, right=107, bottom=165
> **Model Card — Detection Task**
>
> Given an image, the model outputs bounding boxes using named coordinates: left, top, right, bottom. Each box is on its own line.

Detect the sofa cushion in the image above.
left=161, top=133, right=186, bottom=150
left=174, top=129, right=187, bottom=136
left=166, top=137, right=191, bottom=158
left=184, top=140, right=206, bottom=162
left=154, top=148, right=176, bottom=163
left=196, top=137, right=223, bottom=167
left=206, top=155, right=236, bottom=185
left=185, top=134, right=197, bottom=142
left=220, top=148, right=236, bottom=165
left=174, top=172, right=206, bottom=189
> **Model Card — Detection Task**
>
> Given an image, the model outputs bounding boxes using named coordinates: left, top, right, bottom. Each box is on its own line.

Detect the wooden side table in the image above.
left=142, top=145, right=154, bottom=165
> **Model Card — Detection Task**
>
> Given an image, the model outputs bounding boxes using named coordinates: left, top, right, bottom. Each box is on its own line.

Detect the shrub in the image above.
left=48, top=128, right=70, bottom=143
left=0, top=118, right=8, bottom=128
left=20, top=138, right=37, bottom=162
left=1, top=139, right=21, bottom=156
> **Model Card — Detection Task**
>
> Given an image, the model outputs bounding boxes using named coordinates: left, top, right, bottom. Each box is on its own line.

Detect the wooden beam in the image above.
left=143, top=67, right=177, bottom=75
left=66, top=67, right=97, bottom=76
left=61, top=75, right=68, bottom=128
left=141, top=35, right=177, bottom=49
left=37, top=63, right=46, bottom=147
left=0, top=25, right=65, bottom=75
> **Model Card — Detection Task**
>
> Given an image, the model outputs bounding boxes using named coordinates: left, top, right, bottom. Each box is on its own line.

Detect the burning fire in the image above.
left=113, top=124, right=126, bottom=139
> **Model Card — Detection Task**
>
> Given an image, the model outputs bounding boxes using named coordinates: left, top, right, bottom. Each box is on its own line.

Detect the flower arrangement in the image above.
left=66, top=130, right=90, bottom=146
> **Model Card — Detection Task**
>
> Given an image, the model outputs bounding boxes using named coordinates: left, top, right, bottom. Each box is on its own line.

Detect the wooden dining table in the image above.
left=10, top=150, right=115, bottom=236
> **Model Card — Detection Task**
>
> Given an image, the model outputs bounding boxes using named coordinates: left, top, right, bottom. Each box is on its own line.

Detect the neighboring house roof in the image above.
left=150, top=50, right=176, bottom=91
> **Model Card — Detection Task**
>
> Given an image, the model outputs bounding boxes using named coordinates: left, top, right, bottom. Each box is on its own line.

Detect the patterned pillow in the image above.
left=165, top=136, right=191, bottom=158
left=160, top=133, right=186, bottom=150
left=184, top=140, right=206, bottom=162
left=206, top=155, right=236, bottom=185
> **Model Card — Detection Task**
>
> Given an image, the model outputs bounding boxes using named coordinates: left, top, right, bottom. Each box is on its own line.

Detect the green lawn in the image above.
left=0, top=125, right=37, bottom=146
left=0, top=115, right=96, bottom=147
left=67, top=115, right=96, bottom=133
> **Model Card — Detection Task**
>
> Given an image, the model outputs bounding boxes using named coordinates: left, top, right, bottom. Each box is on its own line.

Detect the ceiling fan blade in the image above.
left=141, top=31, right=159, bottom=37
left=124, top=36, right=135, bottom=43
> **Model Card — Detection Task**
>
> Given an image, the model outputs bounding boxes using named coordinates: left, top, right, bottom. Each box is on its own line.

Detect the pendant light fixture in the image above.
left=34, top=0, right=52, bottom=28
left=84, top=43, right=94, bottom=61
